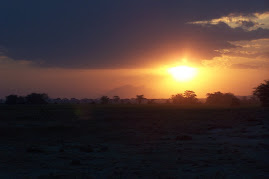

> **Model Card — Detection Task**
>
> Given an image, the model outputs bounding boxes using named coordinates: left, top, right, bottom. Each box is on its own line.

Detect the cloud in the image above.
left=0, top=55, right=34, bottom=70
left=189, top=11, right=269, bottom=31
left=202, top=52, right=269, bottom=70
left=239, top=20, right=257, bottom=28
left=0, top=0, right=269, bottom=68
left=217, top=39, right=269, bottom=60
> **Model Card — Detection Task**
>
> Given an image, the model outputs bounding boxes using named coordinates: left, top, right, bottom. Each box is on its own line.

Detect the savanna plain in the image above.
left=0, top=104, right=268, bottom=178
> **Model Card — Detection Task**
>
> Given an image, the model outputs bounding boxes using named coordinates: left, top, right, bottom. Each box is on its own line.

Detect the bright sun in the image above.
left=168, top=66, right=197, bottom=82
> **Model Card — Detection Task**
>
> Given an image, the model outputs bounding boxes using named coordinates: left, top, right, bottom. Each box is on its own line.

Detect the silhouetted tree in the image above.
left=206, top=92, right=222, bottom=104
left=171, top=93, right=184, bottom=104
left=17, top=96, right=26, bottom=104
left=171, top=90, right=198, bottom=104
left=183, top=90, right=198, bottom=104
left=91, top=101, right=96, bottom=104
left=206, top=92, right=240, bottom=106
left=253, top=80, right=269, bottom=107
left=5, top=95, right=18, bottom=105
left=26, top=93, right=48, bottom=104
left=113, top=96, right=120, bottom=103
left=100, top=96, right=109, bottom=104
left=136, top=95, right=145, bottom=104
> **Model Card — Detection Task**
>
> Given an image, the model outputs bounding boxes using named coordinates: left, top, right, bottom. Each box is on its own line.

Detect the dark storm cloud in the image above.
left=238, top=20, right=257, bottom=28
left=0, top=0, right=269, bottom=68
left=194, top=22, right=269, bottom=42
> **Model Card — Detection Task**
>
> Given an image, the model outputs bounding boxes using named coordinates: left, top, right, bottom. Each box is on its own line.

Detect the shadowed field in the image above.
left=0, top=104, right=268, bottom=178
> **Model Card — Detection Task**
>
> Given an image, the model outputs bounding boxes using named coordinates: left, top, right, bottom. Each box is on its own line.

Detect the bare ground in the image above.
left=0, top=105, right=268, bottom=178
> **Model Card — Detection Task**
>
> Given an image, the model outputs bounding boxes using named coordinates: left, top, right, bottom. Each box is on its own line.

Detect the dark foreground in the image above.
left=0, top=104, right=268, bottom=178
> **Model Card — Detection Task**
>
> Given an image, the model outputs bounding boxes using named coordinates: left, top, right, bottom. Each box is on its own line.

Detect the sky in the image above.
left=1, top=0, right=269, bottom=99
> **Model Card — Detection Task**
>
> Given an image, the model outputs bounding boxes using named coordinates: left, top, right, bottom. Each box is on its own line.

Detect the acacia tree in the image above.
left=206, top=92, right=223, bottom=104
left=183, top=90, right=198, bottom=104
left=253, top=80, right=269, bottom=107
left=100, top=96, right=110, bottom=104
left=171, top=93, right=184, bottom=104
left=113, top=96, right=120, bottom=104
left=136, top=95, right=145, bottom=104
left=171, top=90, right=198, bottom=104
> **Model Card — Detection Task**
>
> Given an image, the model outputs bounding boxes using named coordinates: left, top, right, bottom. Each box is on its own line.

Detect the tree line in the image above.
left=5, top=93, right=49, bottom=105
left=3, top=80, right=269, bottom=107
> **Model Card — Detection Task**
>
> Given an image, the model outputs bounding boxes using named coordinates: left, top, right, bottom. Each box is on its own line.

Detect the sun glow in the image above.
left=168, top=66, right=197, bottom=82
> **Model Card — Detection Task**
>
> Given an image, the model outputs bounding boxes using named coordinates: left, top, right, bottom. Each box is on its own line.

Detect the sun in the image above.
left=168, top=66, right=197, bottom=82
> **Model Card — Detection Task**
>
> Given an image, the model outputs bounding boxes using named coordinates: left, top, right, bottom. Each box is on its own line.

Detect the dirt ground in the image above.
left=0, top=105, right=268, bottom=178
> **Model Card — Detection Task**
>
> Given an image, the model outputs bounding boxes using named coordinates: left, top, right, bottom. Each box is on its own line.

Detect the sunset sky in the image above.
left=1, top=0, right=269, bottom=99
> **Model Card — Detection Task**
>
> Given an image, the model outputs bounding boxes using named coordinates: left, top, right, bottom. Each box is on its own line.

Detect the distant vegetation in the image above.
left=100, top=96, right=110, bottom=104
left=1, top=80, right=268, bottom=107
left=171, top=90, right=199, bottom=104
left=136, top=95, right=145, bottom=104
left=5, top=93, right=48, bottom=105
left=113, top=96, right=120, bottom=103
left=253, top=80, right=269, bottom=107
left=206, top=92, right=240, bottom=106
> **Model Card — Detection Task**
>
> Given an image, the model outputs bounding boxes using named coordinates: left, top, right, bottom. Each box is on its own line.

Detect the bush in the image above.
left=25, top=93, right=49, bottom=104
left=253, top=80, right=269, bottom=107
left=100, top=96, right=109, bottom=104
left=206, top=92, right=240, bottom=106
left=171, top=90, right=198, bottom=104
left=5, top=95, right=18, bottom=105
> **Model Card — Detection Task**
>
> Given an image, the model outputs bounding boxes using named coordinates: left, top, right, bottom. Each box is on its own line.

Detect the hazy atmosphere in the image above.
left=1, top=0, right=269, bottom=98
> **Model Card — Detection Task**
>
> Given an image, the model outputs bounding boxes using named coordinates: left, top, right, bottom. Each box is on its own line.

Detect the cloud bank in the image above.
left=0, top=0, right=269, bottom=68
